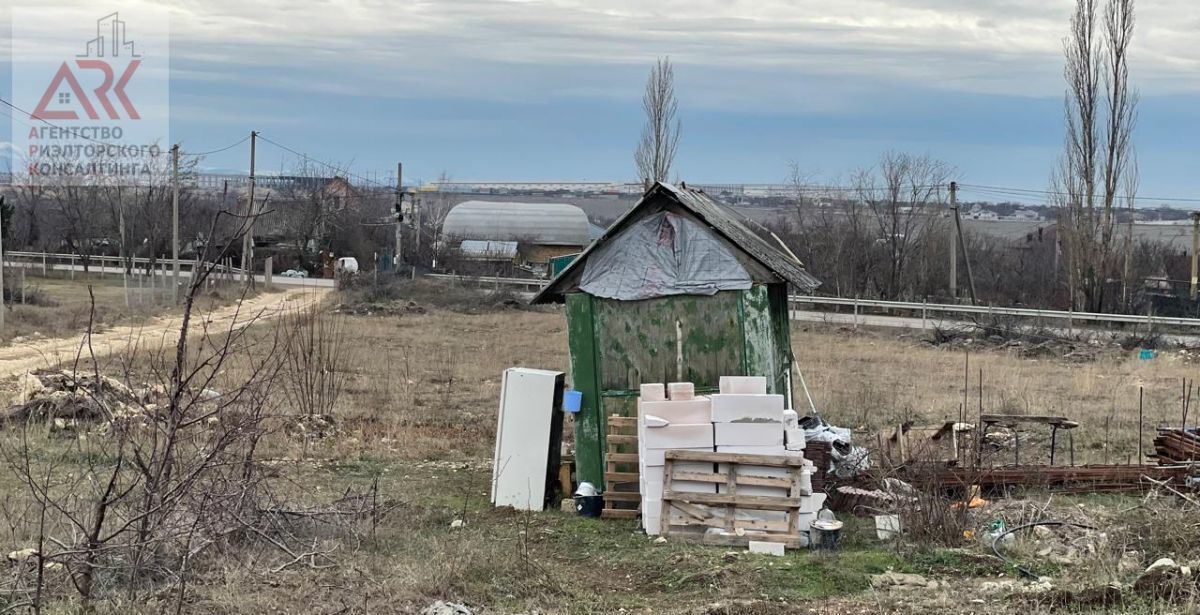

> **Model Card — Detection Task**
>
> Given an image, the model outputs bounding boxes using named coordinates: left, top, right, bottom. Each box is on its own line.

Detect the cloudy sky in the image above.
left=3, top=0, right=1200, bottom=201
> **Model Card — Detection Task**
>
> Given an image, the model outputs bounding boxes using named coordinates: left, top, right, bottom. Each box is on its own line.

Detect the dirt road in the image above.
left=0, top=286, right=329, bottom=379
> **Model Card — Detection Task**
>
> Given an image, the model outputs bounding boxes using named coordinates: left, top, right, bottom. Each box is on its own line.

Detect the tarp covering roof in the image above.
left=532, top=182, right=821, bottom=303
left=578, top=212, right=753, bottom=300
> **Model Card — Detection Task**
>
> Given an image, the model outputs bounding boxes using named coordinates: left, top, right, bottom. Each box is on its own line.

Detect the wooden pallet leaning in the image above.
left=602, top=415, right=641, bottom=519
left=660, top=450, right=807, bottom=548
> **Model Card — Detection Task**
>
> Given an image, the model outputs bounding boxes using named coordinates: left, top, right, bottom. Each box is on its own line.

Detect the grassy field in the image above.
left=1, top=282, right=1199, bottom=614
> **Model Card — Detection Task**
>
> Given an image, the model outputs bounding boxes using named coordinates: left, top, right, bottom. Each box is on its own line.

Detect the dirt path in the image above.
left=0, top=286, right=329, bottom=379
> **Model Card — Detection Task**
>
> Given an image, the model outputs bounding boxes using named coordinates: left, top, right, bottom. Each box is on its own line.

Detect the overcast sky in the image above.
left=3, top=0, right=1200, bottom=202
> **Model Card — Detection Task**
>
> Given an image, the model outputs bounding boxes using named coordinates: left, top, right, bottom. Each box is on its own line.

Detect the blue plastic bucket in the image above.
left=563, top=390, right=583, bottom=413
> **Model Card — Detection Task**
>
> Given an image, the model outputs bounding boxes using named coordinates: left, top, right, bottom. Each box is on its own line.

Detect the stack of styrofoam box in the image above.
left=710, top=377, right=826, bottom=534
left=637, top=382, right=715, bottom=535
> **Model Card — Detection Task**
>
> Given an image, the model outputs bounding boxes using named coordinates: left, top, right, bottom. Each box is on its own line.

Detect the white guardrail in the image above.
left=420, top=274, right=1199, bottom=329
left=8, top=256, right=1191, bottom=329
left=788, top=295, right=1200, bottom=328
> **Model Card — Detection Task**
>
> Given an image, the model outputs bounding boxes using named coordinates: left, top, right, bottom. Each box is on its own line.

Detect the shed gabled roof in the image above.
left=531, top=182, right=820, bottom=304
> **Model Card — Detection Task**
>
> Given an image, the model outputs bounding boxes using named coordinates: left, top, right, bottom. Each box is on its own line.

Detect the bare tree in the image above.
left=858, top=152, right=956, bottom=300
left=1054, top=0, right=1138, bottom=312
left=634, top=57, right=682, bottom=189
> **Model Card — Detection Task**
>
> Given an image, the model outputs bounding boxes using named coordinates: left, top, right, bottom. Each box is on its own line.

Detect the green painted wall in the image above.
left=564, top=285, right=793, bottom=490
left=565, top=293, right=604, bottom=487
left=593, top=292, right=745, bottom=391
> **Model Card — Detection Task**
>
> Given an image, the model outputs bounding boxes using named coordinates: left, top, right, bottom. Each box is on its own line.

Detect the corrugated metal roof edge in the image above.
left=531, top=182, right=821, bottom=304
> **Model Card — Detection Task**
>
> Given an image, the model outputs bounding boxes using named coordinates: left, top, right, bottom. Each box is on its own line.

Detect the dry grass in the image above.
left=4, top=291, right=1200, bottom=614
left=0, top=273, right=255, bottom=345
left=794, top=324, right=1196, bottom=465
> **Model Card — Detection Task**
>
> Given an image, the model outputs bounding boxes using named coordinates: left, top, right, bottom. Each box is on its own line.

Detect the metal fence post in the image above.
left=853, top=297, right=859, bottom=330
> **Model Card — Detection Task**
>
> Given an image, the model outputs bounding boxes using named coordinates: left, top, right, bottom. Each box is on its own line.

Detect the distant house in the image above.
left=968, top=205, right=999, bottom=221
left=441, top=201, right=591, bottom=272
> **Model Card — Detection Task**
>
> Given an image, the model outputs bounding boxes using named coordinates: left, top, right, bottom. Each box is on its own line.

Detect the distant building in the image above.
left=441, top=201, right=591, bottom=271
left=968, top=205, right=999, bottom=220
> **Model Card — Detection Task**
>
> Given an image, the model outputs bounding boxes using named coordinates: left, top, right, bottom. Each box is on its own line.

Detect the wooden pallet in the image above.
left=602, top=415, right=641, bottom=519
left=660, top=450, right=808, bottom=547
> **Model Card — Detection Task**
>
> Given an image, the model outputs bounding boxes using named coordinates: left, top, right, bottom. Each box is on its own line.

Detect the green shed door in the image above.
left=592, top=292, right=745, bottom=392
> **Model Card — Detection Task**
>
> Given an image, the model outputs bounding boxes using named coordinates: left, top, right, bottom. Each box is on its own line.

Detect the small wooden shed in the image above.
left=532, top=183, right=821, bottom=487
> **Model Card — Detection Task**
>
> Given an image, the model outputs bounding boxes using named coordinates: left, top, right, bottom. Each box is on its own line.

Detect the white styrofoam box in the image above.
left=785, top=427, right=806, bottom=451
left=643, top=423, right=714, bottom=450
left=715, top=461, right=792, bottom=497
left=643, top=461, right=717, bottom=498
left=643, top=500, right=663, bottom=535
left=748, top=541, right=786, bottom=556
left=640, top=464, right=658, bottom=506
left=717, top=463, right=791, bottom=479
left=640, top=399, right=712, bottom=424
left=730, top=485, right=789, bottom=497
left=783, top=409, right=800, bottom=429
left=710, top=394, right=785, bottom=423
left=641, top=446, right=714, bottom=466
left=719, top=376, right=768, bottom=395
left=715, top=444, right=787, bottom=456
left=639, top=383, right=666, bottom=402
left=799, top=493, right=828, bottom=514
left=667, top=382, right=695, bottom=400
left=715, top=422, right=784, bottom=447
left=796, top=511, right=816, bottom=532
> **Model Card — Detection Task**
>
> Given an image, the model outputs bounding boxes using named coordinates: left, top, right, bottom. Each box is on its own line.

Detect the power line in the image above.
left=0, top=96, right=121, bottom=148
left=959, top=183, right=1200, bottom=205
left=2, top=95, right=252, bottom=161
left=181, top=135, right=251, bottom=157
left=255, top=134, right=393, bottom=190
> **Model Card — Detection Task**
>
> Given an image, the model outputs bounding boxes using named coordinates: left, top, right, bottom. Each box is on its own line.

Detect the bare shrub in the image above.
left=281, top=305, right=349, bottom=420
left=0, top=214, right=379, bottom=612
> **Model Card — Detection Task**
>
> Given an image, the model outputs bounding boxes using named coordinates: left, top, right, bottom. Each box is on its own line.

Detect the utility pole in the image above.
left=394, top=162, right=404, bottom=275
left=949, top=181, right=958, bottom=300
left=952, top=193, right=979, bottom=306
left=1191, top=212, right=1199, bottom=301
left=171, top=143, right=180, bottom=303
left=414, top=196, right=422, bottom=265
left=243, top=131, right=258, bottom=286
left=0, top=197, right=6, bottom=334
left=120, top=200, right=129, bottom=308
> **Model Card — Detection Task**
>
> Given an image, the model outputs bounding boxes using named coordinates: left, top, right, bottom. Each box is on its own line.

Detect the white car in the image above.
left=335, top=257, right=359, bottom=274
left=281, top=269, right=309, bottom=278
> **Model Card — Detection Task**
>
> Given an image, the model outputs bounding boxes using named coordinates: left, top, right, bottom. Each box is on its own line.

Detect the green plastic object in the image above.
left=550, top=253, right=579, bottom=277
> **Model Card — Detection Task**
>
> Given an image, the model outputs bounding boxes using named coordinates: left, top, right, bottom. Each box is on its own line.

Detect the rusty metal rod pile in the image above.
left=1154, top=429, right=1200, bottom=465
left=902, top=464, right=1193, bottom=494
